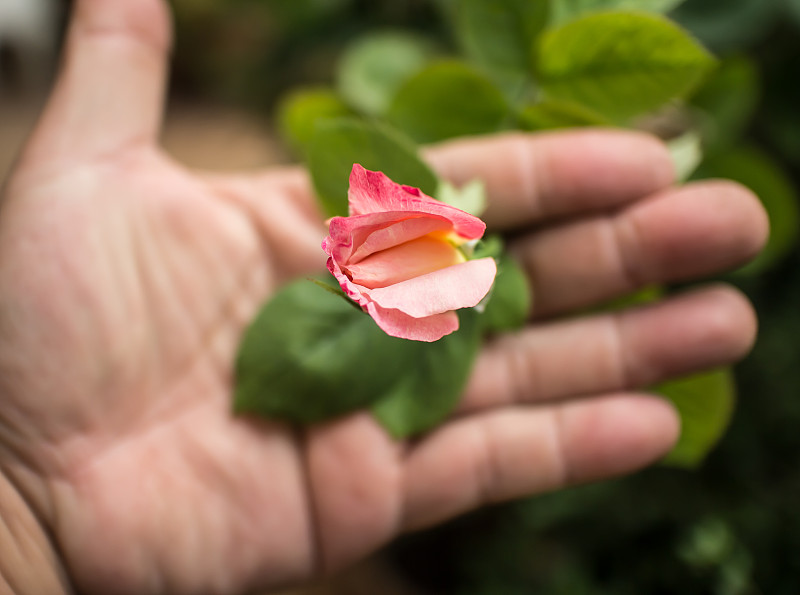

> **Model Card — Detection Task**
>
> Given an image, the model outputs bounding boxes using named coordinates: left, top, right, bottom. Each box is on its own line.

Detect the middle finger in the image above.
left=514, top=179, right=768, bottom=318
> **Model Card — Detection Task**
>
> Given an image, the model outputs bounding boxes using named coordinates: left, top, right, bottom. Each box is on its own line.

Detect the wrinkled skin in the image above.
left=0, top=1, right=768, bottom=593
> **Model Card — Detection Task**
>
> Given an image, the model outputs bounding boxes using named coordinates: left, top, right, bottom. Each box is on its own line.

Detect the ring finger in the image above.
left=459, top=284, right=757, bottom=413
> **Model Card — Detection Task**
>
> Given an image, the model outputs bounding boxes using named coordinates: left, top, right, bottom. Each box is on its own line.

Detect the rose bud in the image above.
left=322, top=164, right=497, bottom=342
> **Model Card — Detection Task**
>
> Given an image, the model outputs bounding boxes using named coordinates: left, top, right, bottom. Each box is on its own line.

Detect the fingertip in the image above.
left=573, top=128, right=676, bottom=189
left=620, top=179, right=772, bottom=283
left=636, top=132, right=678, bottom=191
left=561, top=394, right=680, bottom=483
left=639, top=395, right=682, bottom=458
left=27, top=0, right=172, bottom=161
left=688, top=284, right=759, bottom=361
left=697, top=179, right=770, bottom=264
left=619, top=284, right=759, bottom=388
left=72, top=0, right=172, bottom=51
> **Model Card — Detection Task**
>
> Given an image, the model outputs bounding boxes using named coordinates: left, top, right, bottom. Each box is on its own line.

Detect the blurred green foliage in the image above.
left=658, top=369, right=736, bottom=468
left=337, top=32, right=437, bottom=116
left=535, top=12, right=714, bottom=121
left=307, top=118, right=438, bottom=215
left=386, top=61, right=510, bottom=142
left=235, top=275, right=484, bottom=438
left=171, top=0, right=800, bottom=592
left=272, top=0, right=750, bottom=465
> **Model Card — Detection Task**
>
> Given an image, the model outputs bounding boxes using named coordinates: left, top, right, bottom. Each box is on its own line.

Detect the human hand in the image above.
left=0, top=0, right=767, bottom=593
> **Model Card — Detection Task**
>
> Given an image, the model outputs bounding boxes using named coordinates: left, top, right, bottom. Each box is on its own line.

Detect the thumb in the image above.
left=25, top=0, right=171, bottom=163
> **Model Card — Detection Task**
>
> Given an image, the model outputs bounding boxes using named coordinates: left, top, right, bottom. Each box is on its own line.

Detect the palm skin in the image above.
left=0, top=1, right=768, bottom=594
left=1, top=144, right=334, bottom=591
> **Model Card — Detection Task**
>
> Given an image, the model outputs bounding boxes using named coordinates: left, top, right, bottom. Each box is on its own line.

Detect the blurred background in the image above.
left=1, top=1, right=799, bottom=593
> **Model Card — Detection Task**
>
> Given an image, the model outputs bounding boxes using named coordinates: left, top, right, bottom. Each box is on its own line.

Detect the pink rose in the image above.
left=322, top=164, right=497, bottom=342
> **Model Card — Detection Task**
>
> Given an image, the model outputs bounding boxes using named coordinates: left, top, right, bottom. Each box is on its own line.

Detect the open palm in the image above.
left=0, top=1, right=767, bottom=594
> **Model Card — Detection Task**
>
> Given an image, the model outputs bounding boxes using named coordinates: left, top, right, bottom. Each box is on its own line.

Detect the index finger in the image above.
left=424, top=130, right=676, bottom=229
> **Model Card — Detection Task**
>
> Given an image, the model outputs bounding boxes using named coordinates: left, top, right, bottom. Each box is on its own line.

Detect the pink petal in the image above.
left=349, top=216, right=453, bottom=263
left=367, top=258, right=497, bottom=318
left=326, top=257, right=370, bottom=307
left=328, top=211, right=412, bottom=244
left=345, top=236, right=465, bottom=289
left=365, top=302, right=460, bottom=342
left=326, top=211, right=436, bottom=263
left=347, top=165, right=486, bottom=239
left=348, top=164, right=429, bottom=215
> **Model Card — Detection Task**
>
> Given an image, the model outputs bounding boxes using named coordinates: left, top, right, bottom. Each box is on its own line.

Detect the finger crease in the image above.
left=505, top=336, right=542, bottom=405
left=514, top=136, right=543, bottom=220
left=73, top=23, right=168, bottom=56
left=607, top=312, right=634, bottom=390
left=299, top=431, right=325, bottom=578
left=610, top=215, right=646, bottom=292
left=550, top=408, right=572, bottom=486
left=474, top=419, right=502, bottom=506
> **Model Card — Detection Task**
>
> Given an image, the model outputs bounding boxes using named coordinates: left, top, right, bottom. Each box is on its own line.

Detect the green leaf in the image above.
left=536, top=12, right=716, bottom=121
left=308, top=118, right=438, bottom=217
left=276, top=87, right=353, bottom=157
left=482, top=253, right=532, bottom=333
left=658, top=369, right=735, bottom=468
left=550, top=0, right=687, bottom=26
left=667, top=131, right=703, bottom=182
left=306, top=277, right=361, bottom=309
left=236, top=279, right=487, bottom=438
left=595, top=285, right=663, bottom=312
left=690, top=55, right=759, bottom=154
left=453, top=0, right=549, bottom=74
left=470, top=234, right=505, bottom=260
left=371, top=310, right=483, bottom=439
left=518, top=100, right=609, bottom=131
left=387, top=61, right=510, bottom=144
left=336, top=32, right=436, bottom=117
left=448, top=0, right=546, bottom=109
left=693, top=145, right=799, bottom=276
left=436, top=179, right=487, bottom=216
left=235, top=279, right=412, bottom=423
